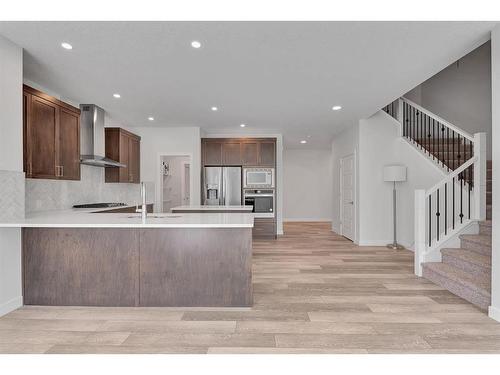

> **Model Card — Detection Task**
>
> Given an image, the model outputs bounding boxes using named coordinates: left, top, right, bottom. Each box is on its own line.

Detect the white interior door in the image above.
left=340, top=154, right=355, bottom=241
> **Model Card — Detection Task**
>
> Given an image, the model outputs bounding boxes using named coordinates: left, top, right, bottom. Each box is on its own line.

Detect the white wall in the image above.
left=129, top=127, right=201, bottom=212
left=490, top=25, right=500, bottom=322
left=0, top=35, right=23, bottom=316
left=331, top=125, right=359, bottom=238
left=405, top=42, right=492, bottom=158
left=283, top=149, right=332, bottom=221
left=357, top=111, right=445, bottom=247
left=0, top=36, right=23, bottom=172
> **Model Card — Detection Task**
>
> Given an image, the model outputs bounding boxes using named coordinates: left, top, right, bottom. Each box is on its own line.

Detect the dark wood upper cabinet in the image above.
left=203, top=141, right=223, bottom=166
left=222, top=142, right=242, bottom=165
left=128, top=136, right=140, bottom=184
left=202, top=138, right=276, bottom=167
left=23, top=85, right=81, bottom=180
left=241, top=142, right=259, bottom=166
left=105, top=128, right=141, bottom=183
left=58, top=109, right=81, bottom=180
left=259, top=141, right=276, bottom=167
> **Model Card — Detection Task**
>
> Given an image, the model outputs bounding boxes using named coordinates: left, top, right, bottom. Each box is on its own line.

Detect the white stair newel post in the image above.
left=473, top=132, right=487, bottom=221
left=414, top=189, right=426, bottom=277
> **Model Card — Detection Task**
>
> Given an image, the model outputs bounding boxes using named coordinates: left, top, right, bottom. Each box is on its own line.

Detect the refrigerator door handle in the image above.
left=221, top=168, right=225, bottom=205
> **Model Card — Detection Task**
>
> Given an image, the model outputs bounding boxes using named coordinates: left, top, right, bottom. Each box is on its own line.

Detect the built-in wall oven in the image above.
left=243, top=168, right=275, bottom=189
left=244, top=189, right=275, bottom=218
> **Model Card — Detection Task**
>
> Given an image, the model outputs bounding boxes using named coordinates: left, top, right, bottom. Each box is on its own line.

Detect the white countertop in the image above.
left=171, top=205, right=253, bottom=211
left=0, top=209, right=254, bottom=228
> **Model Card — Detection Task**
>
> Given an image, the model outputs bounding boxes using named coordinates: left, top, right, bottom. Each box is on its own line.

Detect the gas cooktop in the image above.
left=72, top=202, right=127, bottom=209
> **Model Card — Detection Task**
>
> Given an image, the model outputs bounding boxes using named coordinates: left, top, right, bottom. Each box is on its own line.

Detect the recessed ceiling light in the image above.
left=113, top=93, right=121, bottom=98
left=191, top=40, right=201, bottom=49
left=148, top=117, right=154, bottom=121
left=240, top=124, right=246, bottom=128
left=300, top=140, right=307, bottom=144
left=211, top=106, right=218, bottom=111
left=332, top=105, right=342, bottom=111
left=61, top=42, right=73, bottom=50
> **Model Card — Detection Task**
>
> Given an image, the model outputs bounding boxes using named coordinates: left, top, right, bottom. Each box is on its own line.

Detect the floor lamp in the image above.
left=383, top=165, right=407, bottom=250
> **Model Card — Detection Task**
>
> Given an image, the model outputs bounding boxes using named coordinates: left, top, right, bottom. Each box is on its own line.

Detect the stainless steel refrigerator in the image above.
left=203, top=167, right=242, bottom=206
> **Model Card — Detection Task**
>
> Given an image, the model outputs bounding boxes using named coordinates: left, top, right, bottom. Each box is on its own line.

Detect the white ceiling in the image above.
left=0, top=21, right=495, bottom=148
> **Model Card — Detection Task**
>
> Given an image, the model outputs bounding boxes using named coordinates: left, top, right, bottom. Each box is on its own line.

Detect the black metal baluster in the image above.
left=468, top=169, right=471, bottom=220
left=447, top=128, right=450, bottom=171
left=457, top=135, right=462, bottom=168
left=460, top=174, right=464, bottom=224
left=427, top=116, right=431, bottom=156
left=444, top=183, right=448, bottom=235
left=429, top=195, right=432, bottom=247
left=432, top=119, right=435, bottom=160
left=452, top=131, right=456, bottom=171
left=441, top=125, right=445, bottom=167
left=452, top=176, right=455, bottom=230
left=436, top=189, right=440, bottom=241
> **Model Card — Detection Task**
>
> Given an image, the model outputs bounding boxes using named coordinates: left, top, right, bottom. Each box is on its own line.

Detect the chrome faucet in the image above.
left=136, top=182, right=147, bottom=222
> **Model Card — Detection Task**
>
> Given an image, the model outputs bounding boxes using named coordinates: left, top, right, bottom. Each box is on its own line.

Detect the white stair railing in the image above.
left=383, top=98, right=487, bottom=276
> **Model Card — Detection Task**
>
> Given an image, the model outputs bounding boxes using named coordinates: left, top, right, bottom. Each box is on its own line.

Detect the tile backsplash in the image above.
left=0, top=170, right=25, bottom=220
left=25, top=165, right=149, bottom=212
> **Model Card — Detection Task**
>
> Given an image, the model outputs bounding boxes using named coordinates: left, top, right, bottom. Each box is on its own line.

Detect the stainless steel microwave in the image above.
left=243, top=168, right=275, bottom=188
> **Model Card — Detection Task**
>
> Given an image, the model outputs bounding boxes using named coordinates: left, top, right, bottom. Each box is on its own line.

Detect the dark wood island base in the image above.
left=22, top=227, right=252, bottom=307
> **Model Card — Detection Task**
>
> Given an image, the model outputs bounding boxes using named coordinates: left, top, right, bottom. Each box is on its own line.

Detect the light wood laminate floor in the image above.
left=1, top=222, right=499, bottom=354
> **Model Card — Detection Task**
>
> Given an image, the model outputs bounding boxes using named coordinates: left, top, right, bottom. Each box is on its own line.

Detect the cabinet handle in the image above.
left=60, top=166, right=64, bottom=177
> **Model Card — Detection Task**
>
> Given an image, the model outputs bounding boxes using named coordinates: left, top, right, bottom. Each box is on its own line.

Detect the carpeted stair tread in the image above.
left=422, top=262, right=490, bottom=295
left=441, top=248, right=491, bottom=268
left=460, top=234, right=491, bottom=247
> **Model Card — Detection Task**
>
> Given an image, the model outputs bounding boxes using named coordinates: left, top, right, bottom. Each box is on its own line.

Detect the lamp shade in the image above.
left=383, top=165, right=407, bottom=182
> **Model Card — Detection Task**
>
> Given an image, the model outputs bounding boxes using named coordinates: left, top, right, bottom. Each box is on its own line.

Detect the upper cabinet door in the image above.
left=58, top=108, right=81, bottom=180
left=222, top=142, right=242, bottom=165
left=23, top=86, right=81, bottom=181
left=118, top=132, right=130, bottom=183
left=128, top=136, right=140, bottom=183
left=29, top=95, right=58, bottom=178
left=259, top=141, right=276, bottom=166
left=241, top=142, right=259, bottom=166
left=204, top=141, right=223, bottom=165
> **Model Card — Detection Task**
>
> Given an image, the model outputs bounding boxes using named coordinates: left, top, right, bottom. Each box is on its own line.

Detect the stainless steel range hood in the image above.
left=79, top=104, right=126, bottom=168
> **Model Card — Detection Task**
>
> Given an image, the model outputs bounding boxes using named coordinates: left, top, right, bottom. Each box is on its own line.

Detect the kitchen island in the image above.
left=2, top=210, right=253, bottom=308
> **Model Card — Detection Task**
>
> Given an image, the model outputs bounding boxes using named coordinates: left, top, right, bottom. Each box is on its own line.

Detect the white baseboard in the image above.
left=357, top=239, right=392, bottom=246
left=0, top=296, right=22, bottom=317
left=489, top=306, right=500, bottom=322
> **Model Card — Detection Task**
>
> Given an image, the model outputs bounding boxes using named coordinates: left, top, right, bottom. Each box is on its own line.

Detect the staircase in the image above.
left=422, top=160, right=492, bottom=310
left=383, top=97, right=490, bottom=310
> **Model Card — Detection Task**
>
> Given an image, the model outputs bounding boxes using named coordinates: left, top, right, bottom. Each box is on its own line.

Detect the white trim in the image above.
left=357, top=239, right=412, bottom=248
left=0, top=296, right=22, bottom=317
left=489, top=306, right=500, bottom=323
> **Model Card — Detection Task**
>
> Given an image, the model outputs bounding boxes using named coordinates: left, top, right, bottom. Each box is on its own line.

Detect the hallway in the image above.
left=0, top=222, right=499, bottom=354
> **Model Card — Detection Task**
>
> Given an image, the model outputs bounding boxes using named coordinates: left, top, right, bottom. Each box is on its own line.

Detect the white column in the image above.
left=490, top=24, right=500, bottom=322
left=414, top=189, right=426, bottom=277
left=473, top=132, right=487, bottom=221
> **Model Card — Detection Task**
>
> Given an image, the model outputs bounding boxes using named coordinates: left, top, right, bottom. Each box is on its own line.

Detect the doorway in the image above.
left=159, top=155, right=191, bottom=213
left=340, top=153, right=355, bottom=241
